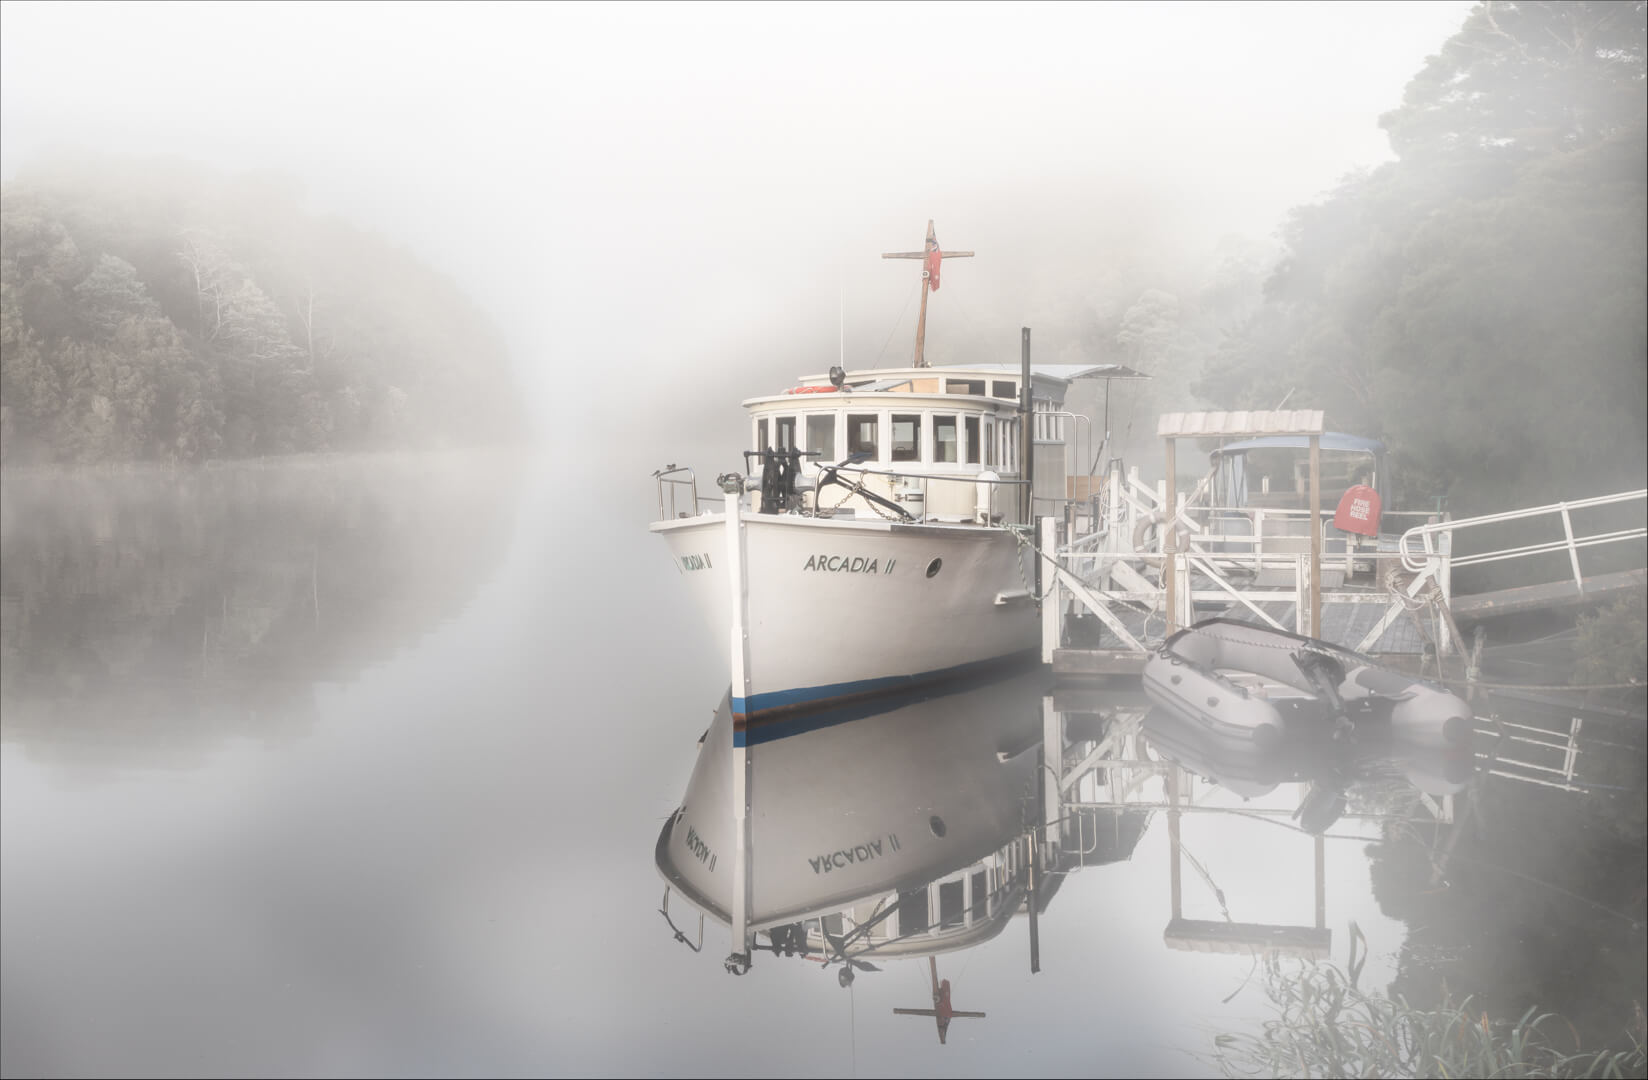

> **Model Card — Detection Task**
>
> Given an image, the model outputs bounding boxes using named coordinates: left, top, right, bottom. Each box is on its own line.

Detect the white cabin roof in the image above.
left=795, top=362, right=1148, bottom=387
left=940, top=363, right=1149, bottom=382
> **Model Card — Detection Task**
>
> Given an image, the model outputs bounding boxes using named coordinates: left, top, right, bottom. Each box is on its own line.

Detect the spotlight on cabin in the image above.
left=829, top=365, right=845, bottom=389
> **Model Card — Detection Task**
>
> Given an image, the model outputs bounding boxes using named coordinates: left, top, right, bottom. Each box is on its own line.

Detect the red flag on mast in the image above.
left=926, top=235, right=942, bottom=291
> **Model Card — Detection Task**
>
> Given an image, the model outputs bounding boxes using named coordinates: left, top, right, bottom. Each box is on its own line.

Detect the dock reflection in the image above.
left=655, top=669, right=1476, bottom=1042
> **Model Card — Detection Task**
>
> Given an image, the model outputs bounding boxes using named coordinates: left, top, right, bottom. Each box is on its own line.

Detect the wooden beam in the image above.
left=1050, top=649, right=1149, bottom=676
left=1164, top=918, right=1332, bottom=957
left=1164, top=437, right=1178, bottom=634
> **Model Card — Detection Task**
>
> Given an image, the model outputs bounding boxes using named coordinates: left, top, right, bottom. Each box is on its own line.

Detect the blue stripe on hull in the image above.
left=732, top=650, right=1040, bottom=746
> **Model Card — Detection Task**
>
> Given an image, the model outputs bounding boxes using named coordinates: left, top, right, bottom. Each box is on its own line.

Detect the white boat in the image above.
left=652, top=223, right=1144, bottom=725
left=651, top=358, right=1148, bottom=727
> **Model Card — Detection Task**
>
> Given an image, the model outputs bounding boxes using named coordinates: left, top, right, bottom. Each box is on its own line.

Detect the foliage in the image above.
left=0, top=155, right=527, bottom=464
left=1574, top=597, right=1648, bottom=689
left=1366, top=758, right=1647, bottom=1058
left=1198, top=1, right=1647, bottom=516
left=1211, top=959, right=1648, bottom=1079
left=1385, top=0, right=1646, bottom=163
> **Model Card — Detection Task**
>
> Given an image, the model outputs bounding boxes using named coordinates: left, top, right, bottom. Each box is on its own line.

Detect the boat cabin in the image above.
left=1206, top=433, right=1390, bottom=558
left=744, top=363, right=1138, bottom=523
left=1209, top=433, right=1388, bottom=515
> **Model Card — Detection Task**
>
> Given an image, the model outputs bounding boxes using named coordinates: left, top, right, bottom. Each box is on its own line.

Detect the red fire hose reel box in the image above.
left=1333, top=484, right=1382, bottom=537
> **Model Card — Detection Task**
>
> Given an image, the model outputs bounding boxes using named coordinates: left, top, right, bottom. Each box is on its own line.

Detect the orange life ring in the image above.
left=782, top=385, right=840, bottom=395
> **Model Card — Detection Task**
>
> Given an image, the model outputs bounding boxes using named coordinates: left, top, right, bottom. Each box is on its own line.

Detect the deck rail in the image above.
left=1040, top=542, right=1449, bottom=659
left=653, top=465, right=701, bottom=520
left=1398, top=489, right=1647, bottom=590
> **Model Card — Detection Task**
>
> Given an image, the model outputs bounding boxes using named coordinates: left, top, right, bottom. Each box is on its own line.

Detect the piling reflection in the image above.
left=0, top=451, right=525, bottom=768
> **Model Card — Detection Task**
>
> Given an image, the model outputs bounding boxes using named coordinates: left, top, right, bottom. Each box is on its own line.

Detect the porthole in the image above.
left=925, top=558, right=943, bottom=578
left=929, top=815, right=947, bottom=838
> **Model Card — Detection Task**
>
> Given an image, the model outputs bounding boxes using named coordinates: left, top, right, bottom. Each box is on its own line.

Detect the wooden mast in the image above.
left=882, top=220, right=974, bottom=368
left=892, top=956, right=986, bottom=1044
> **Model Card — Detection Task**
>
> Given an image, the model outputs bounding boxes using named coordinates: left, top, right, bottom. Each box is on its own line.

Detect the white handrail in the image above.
left=1397, top=489, right=1647, bottom=590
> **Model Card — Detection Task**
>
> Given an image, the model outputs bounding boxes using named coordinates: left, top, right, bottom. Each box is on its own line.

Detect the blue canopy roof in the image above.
left=1211, top=433, right=1385, bottom=455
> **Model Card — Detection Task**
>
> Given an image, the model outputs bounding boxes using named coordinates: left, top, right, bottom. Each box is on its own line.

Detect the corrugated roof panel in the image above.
left=1157, top=410, right=1324, bottom=438
left=799, top=363, right=1152, bottom=384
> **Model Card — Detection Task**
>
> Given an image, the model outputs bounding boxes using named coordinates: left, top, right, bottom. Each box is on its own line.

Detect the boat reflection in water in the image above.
left=655, top=669, right=1475, bottom=1041
left=656, top=665, right=1055, bottom=1004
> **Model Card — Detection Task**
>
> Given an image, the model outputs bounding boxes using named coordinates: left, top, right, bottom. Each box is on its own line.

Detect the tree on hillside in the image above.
left=1116, top=289, right=1184, bottom=371
left=1199, top=0, right=1646, bottom=511
left=0, top=156, right=526, bottom=464
left=1385, top=0, right=1647, bottom=162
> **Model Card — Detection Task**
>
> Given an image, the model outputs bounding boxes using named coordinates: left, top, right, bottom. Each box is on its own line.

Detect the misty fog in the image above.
left=4, top=3, right=1645, bottom=1078
left=2, top=2, right=1476, bottom=463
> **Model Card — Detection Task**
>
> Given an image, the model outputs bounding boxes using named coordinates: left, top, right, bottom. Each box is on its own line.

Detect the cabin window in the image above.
left=774, top=415, right=797, bottom=451
left=965, top=416, right=980, bottom=465
left=1034, top=399, right=1064, bottom=442
left=970, top=870, right=987, bottom=918
left=805, top=414, right=836, bottom=461
left=982, top=417, right=995, bottom=467
left=938, top=879, right=965, bottom=928
left=847, top=413, right=879, bottom=460
left=946, top=379, right=984, bottom=396
left=992, top=380, right=1017, bottom=400
left=934, top=415, right=958, bottom=463
left=756, top=418, right=769, bottom=451
left=891, top=414, right=922, bottom=462
left=898, top=888, right=929, bottom=935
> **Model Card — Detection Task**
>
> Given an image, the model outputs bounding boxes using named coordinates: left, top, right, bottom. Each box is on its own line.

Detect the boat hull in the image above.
left=652, top=511, right=1038, bottom=728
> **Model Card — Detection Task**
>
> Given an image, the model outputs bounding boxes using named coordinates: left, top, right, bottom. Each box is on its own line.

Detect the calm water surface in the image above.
left=2, top=453, right=1642, bottom=1077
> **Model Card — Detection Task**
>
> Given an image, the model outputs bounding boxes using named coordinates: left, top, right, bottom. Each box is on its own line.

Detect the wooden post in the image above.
left=1167, top=765, right=1183, bottom=920
left=1040, top=517, right=1059, bottom=663
left=1309, top=433, right=1321, bottom=639
left=1164, top=436, right=1178, bottom=634
left=1027, top=830, right=1041, bottom=974
left=1314, top=834, right=1326, bottom=930
left=726, top=491, right=753, bottom=970
left=1042, top=696, right=1062, bottom=850
left=1021, top=327, right=1034, bottom=527
left=913, top=271, right=931, bottom=368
